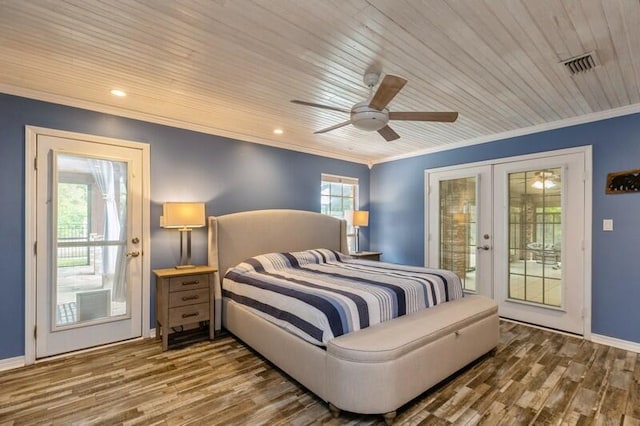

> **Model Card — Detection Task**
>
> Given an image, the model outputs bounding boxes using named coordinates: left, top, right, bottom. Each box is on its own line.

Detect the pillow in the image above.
left=233, top=248, right=345, bottom=274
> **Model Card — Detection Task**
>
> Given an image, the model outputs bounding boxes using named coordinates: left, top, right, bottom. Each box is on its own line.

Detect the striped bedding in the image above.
left=222, top=249, right=464, bottom=346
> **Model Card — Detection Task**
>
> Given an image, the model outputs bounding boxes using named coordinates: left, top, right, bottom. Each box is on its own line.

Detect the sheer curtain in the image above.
left=91, top=159, right=127, bottom=302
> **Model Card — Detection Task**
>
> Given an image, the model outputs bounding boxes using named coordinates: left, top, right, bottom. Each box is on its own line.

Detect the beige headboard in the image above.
left=208, top=209, right=348, bottom=330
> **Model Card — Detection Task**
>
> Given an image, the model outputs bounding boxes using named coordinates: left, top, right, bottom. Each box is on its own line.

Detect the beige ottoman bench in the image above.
left=325, top=295, right=499, bottom=423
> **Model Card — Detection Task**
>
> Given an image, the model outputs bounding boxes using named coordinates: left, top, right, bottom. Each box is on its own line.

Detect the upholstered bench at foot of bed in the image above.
left=325, top=295, right=499, bottom=421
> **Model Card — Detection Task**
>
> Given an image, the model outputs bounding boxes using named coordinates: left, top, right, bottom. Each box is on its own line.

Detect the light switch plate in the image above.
left=603, top=219, right=613, bottom=231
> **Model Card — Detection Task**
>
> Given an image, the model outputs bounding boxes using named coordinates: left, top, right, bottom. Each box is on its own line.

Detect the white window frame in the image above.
left=321, top=173, right=359, bottom=252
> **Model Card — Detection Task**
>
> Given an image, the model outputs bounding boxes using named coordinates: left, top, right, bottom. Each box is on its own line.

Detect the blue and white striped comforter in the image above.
left=222, top=249, right=464, bottom=346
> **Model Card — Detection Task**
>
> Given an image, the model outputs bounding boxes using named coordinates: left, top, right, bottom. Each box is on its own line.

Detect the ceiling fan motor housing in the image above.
left=351, top=101, right=389, bottom=131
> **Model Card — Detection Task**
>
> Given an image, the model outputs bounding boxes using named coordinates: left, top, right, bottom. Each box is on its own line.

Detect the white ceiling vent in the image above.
left=562, top=52, right=598, bottom=75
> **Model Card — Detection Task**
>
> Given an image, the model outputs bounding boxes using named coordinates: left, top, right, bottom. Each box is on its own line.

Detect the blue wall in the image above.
left=0, top=93, right=370, bottom=359
left=3, top=90, right=638, bottom=358
left=370, top=113, right=640, bottom=344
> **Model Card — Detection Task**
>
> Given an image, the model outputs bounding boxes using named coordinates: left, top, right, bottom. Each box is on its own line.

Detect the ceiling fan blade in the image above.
left=291, top=100, right=350, bottom=114
left=389, top=111, right=459, bottom=122
left=369, top=75, right=407, bottom=110
left=314, top=120, right=352, bottom=134
left=377, top=125, right=400, bottom=141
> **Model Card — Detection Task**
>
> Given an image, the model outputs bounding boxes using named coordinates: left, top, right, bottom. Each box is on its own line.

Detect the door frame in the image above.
left=25, top=126, right=151, bottom=365
left=424, top=146, right=592, bottom=338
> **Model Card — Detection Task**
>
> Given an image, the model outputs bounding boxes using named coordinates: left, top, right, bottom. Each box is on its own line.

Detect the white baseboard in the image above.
left=0, top=356, right=25, bottom=372
left=591, top=333, right=640, bottom=353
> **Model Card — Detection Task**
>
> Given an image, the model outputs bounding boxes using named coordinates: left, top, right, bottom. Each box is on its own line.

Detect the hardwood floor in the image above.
left=1, top=321, right=638, bottom=425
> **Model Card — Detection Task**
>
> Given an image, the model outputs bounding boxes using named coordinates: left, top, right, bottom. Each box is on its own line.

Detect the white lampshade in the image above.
left=352, top=210, right=369, bottom=227
left=161, top=202, right=205, bottom=228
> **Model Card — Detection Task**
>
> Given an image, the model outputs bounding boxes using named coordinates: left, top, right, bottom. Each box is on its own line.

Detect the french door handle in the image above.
left=477, top=245, right=490, bottom=251
left=126, top=251, right=140, bottom=257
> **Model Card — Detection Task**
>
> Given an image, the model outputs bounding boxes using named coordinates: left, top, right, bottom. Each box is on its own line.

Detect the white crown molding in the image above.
left=0, top=356, right=25, bottom=372
left=372, top=103, right=640, bottom=165
left=591, top=333, right=640, bottom=354
left=0, top=84, right=369, bottom=165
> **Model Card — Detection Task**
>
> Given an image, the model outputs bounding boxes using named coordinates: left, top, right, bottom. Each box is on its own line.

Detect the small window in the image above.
left=321, top=173, right=358, bottom=252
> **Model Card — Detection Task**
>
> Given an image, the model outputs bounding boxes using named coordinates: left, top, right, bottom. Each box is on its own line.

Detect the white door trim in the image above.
left=24, top=126, right=151, bottom=365
left=424, top=146, right=592, bottom=339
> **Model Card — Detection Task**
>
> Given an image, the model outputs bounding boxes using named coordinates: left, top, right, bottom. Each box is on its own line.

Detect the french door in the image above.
left=426, top=149, right=589, bottom=335
left=34, top=133, right=145, bottom=358
left=426, top=165, right=493, bottom=297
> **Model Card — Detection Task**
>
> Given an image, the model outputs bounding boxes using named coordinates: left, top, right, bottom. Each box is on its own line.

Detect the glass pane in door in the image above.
left=55, top=154, right=129, bottom=328
left=439, top=177, right=477, bottom=291
left=508, top=168, right=562, bottom=307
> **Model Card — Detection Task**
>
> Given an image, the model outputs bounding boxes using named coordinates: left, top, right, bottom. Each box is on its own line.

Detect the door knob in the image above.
left=126, top=251, right=140, bottom=257
left=477, top=245, right=490, bottom=251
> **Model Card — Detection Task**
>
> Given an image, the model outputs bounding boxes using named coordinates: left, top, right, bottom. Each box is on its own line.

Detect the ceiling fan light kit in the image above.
left=350, top=102, right=388, bottom=131
left=291, top=71, right=458, bottom=141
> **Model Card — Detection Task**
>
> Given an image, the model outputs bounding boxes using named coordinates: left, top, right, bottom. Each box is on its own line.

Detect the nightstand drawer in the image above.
left=169, top=302, right=210, bottom=326
left=169, top=288, right=209, bottom=307
left=169, top=274, right=209, bottom=292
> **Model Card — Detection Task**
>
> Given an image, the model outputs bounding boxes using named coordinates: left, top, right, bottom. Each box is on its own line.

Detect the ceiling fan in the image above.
left=291, top=72, right=458, bottom=141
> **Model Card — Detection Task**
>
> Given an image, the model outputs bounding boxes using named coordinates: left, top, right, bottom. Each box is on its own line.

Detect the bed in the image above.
left=208, top=209, right=499, bottom=423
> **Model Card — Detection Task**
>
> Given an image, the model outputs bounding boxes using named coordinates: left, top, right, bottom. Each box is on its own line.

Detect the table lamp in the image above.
left=161, top=202, right=205, bottom=268
left=352, top=210, right=369, bottom=253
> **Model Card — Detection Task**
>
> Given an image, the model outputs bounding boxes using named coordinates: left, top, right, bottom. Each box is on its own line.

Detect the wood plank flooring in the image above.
left=1, top=321, right=638, bottom=425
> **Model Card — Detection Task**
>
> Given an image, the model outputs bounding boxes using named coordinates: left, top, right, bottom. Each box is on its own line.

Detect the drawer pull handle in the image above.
left=182, top=312, right=199, bottom=319
left=182, top=280, right=200, bottom=286
left=182, top=295, right=199, bottom=301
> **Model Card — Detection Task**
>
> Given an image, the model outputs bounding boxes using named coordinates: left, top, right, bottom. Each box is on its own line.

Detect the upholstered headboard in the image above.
left=208, top=209, right=348, bottom=330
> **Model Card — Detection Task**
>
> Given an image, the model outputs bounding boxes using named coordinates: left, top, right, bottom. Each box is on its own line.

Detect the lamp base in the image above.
left=175, top=229, right=195, bottom=270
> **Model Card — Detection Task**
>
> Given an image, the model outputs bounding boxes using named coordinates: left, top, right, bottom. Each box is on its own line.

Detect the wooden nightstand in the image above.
left=153, top=266, right=217, bottom=351
left=350, top=251, right=382, bottom=261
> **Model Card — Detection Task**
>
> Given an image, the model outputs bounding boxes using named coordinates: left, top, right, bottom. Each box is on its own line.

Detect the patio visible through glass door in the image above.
left=439, top=177, right=478, bottom=292
left=55, top=154, right=129, bottom=327
left=507, top=168, right=563, bottom=307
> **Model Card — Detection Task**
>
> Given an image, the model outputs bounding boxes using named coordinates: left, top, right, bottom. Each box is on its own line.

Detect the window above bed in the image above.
left=321, top=173, right=358, bottom=252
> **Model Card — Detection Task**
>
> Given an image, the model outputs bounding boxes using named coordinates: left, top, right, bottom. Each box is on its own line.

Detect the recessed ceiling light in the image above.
left=273, top=128, right=284, bottom=135
left=110, top=89, right=127, bottom=97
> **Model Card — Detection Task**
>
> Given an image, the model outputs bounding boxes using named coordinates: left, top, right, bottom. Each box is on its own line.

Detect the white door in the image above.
left=494, top=153, right=585, bottom=334
left=426, top=165, right=493, bottom=297
left=426, top=150, right=588, bottom=335
left=36, top=134, right=143, bottom=357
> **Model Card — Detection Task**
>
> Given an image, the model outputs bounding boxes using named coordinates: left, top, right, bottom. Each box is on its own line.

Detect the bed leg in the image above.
left=383, top=411, right=396, bottom=425
left=328, top=403, right=340, bottom=418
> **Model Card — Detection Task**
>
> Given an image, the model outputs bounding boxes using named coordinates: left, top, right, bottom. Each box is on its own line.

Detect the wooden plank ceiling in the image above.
left=1, top=0, right=639, bottom=164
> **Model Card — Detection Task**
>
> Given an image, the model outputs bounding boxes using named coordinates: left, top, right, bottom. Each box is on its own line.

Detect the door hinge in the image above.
left=33, top=325, right=37, bottom=339
left=34, top=241, right=37, bottom=254
left=34, top=157, right=37, bottom=170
